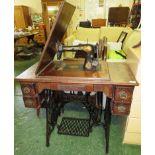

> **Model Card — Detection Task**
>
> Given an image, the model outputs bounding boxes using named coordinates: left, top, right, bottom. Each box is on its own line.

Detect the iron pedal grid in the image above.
left=58, top=117, right=90, bottom=137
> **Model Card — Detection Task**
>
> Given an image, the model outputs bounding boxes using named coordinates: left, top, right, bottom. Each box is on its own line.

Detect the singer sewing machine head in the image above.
left=56, top=42, right=99, bottom=71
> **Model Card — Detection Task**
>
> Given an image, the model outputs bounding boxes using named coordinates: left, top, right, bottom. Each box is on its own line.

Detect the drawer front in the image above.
left=57, top=83, right=93, bottom=91
left=112, top=102, right=130, bottom=115
left=23, top=97, right=38, bottom=108
left=21, top=83, right=36, bottom=96
left=37, top=83, right=58, bottom=93
left=114, top=86, right=134, bottom=102
left=37, top=83, right=93, bottom=92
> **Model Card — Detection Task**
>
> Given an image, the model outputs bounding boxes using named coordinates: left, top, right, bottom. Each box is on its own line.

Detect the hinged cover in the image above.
left=35, top=1, right=76, bottom=75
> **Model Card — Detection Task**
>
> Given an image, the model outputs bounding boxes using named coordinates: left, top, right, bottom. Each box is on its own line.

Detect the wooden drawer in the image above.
left=21, top=83, right=36, bottom=96
left=114, top=86, right=134, bottom=103
left=57, top=83, right=93, bottom=91
left=112, top=102, right=131, bottom=115
left=37, top=83, right=93, bottom=93
left=23, top=96, right=38, bottom=108
left=37, top=83, right=58, bottom=93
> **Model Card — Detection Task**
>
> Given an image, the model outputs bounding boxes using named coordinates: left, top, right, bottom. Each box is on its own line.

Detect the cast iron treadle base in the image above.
left=58, top=117, right=90, bottom=137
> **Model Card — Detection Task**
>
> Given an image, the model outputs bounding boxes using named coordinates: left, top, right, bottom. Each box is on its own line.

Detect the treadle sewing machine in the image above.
left=56, top=42, right=99, bottom=70
left=16, top=1, right=138, bottom=154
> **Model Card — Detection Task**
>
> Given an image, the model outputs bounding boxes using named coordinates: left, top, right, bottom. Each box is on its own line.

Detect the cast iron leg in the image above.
left=85, top=92, right=103, bottom=131
left=46, top=105, right=55, bottom=147
left=42, top=90, right=62, bottom=147
left=104, top=97, right=111, bottom=154
left=40, top=89, right=55, bottom=147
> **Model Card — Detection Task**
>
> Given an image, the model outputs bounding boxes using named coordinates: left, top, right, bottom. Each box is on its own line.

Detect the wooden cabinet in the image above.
left=108, top=7, right=130, bottom=26
left=92, top=19, right=106, bottom=28
left=14, top=6, right=32, bottom=29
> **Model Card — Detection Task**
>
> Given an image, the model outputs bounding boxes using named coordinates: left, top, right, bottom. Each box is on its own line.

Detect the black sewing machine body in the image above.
left=56, top=42, right=99, bottom=71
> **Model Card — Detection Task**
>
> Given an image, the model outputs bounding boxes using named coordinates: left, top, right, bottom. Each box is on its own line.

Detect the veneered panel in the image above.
left=36, top=1, right=76, bottom=75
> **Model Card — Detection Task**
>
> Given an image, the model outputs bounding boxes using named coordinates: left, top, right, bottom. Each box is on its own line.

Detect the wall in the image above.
left=85, top=0, right=105, bottom=20
left=66, top=0, right=106, bottom=35
left=14, top=0, right=42, bottom=14
left=66, top=0, right=133, bottom=35
left=14, top=0, right=133, bottom=34
left=66, top=0, right=85, bottom=35
left=85, top=0, right=133, bottom=20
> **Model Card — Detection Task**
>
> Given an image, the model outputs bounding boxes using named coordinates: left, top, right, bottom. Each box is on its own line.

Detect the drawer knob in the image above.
left=118, top=105, right=126, bottom=112
left=23, top=86, right=31, bottom=94
left=119, top=90, right=127, bottom=99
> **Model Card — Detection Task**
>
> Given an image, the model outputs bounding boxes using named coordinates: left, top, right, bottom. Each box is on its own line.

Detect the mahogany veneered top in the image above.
left=16, top=60, right=138, bottom=86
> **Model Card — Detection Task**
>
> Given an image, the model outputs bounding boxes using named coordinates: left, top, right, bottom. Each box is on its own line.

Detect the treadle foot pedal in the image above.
left=58, top=117, right=90, bottom=137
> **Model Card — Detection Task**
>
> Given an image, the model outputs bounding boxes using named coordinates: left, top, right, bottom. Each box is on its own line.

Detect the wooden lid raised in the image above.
left=35, top=1, right=75, bottom=75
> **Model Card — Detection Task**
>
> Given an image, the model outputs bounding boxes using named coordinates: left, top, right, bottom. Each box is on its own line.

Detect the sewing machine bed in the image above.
left=38, top=59, right=110, bottom=81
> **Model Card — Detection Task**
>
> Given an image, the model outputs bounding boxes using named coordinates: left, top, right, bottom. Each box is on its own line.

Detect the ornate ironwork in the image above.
left=104, top=97, right=112, bottom=154
left=39, top=89, right=112, bottom=153
left=39, top=89, right=63, bottom=146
